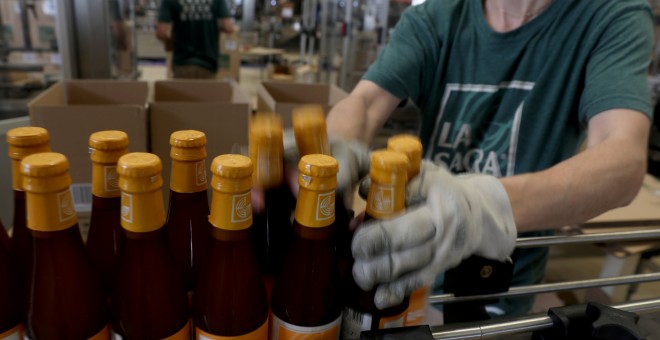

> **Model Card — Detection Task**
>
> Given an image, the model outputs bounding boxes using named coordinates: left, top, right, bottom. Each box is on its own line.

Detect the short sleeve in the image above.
left=215, top=0, right=232, bottom=19
left=362, top=5, right=440, bottom=103
left=579, top=4, right=654, bottom=123
left=158, top=0, right=174, bottom=22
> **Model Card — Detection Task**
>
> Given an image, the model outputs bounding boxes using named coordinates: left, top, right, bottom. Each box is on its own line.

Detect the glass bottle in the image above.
left=249, top=114, right=295, bottom=288
left=0, top=219, right=9, bottom=250
left=341, top=150, right=409, bottom=339
left=165, top=130, right=211, bottom=292
left=270, top=154, right=343, bottom=339
left=193, top=154, right=269, bottom=338
left=0, top=220, right=22, bottom=339
left=387, top=134, right=425, bottom=326
left=22, top=152, right=109, bottom=339
left=292, top=105, right=354, bottom=289
left=86, top=130, right=129, bottom=295
left=112, top=153, right=191, bottom=339
left=6, top=127, right=50, bottom=274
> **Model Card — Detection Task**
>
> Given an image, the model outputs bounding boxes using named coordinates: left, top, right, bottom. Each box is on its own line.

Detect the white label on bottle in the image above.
left=231, top=192, right=252, bottom=223
left=369, top=183, right=394, bottom=214
left=121, top=193, right=133, bottom=223
left=104, top=166, right=120, bottom=193
left=315, top=191, right=335, bottom=222
left=57, top=190, right=77, bottom=222
left=271, top=314, right=341, bottom=339
left=341, top=307, right=372, bottom=340
left=195, top=160, right=207, bottom=186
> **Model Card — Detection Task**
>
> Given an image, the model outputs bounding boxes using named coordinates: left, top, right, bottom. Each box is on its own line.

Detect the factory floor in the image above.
left=138, top=60, right=660, bottom=326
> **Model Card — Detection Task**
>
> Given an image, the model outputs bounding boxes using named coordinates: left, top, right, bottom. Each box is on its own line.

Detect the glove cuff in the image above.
left=460, top=175, right=517, bottom=261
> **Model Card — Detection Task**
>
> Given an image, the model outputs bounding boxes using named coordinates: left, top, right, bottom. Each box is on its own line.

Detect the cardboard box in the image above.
left=1, top=0, right=25, bottom=49
left=28, top=80, right=150, bottom=212
left=257, top=81, right=349, bottom=128
left=150, top=79, right=252, bottom=200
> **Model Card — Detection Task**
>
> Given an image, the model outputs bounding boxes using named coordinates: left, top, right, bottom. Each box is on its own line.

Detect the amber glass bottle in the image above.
left=270, top=154, right=343, bottom=339
left=250, top=114, right=295, bottom=283
left=112, top=153, right=191, bottom=339
left=0, top=220, right=9, bottom=250
left=6, top=127, right=50, bottom=274
left=387, top=134, right=425, bottom=326
left=22, top=152, right=109, bottom=339
left=166, top=130, right=211, bottom=292
left=0, top=221, right=22, bottom=339
left=193, top=154, right=269, bottom=338
left=341, top=150, right=409, bottom=339
left=86, top=130, right=129, bottom=295
left=292, top=105, right=353, bottom=286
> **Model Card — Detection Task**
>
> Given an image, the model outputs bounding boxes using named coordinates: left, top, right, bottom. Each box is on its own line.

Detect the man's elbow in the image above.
left=617, top=156, right=647, bottom=207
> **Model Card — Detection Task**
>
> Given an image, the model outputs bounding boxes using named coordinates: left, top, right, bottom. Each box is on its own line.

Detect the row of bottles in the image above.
left=0, top=106, right=426, bottom=339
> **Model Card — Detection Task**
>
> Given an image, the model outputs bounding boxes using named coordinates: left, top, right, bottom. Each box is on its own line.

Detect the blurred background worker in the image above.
left=157, top=0, right=235, bottom=79
left=325, top=0, right=654, bottom=317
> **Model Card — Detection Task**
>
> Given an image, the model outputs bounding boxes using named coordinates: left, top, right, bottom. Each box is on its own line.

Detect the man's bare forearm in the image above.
left=502, top=109, right=650, bottom=232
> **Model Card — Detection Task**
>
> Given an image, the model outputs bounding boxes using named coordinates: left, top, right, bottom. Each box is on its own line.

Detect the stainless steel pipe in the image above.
left=430, top=297, right=660, bottom=339
left=429, top=272, right=660, bottom=305
left=516, top=229, right=660, bottom=248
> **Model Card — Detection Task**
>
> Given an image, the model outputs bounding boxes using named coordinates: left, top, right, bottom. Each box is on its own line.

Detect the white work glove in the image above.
left=283, top=129, right=370, bottom=196
left=351, top=160, right=517, bottom=309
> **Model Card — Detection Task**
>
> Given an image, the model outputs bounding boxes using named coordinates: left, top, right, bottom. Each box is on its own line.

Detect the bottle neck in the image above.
left=366, top=181, right=406, bottom=219
left=295, top=186, right=335, bottom=228
left=209, top=187, right=252, bottom=231
left=252, top=145, right=283, bottom=189
left=120, top=189, right=165, bottom=233
left=170, top=159, right=208, bottom=193
left=11, top=160, right=22, bottom=191
left=92, top=162, right=121, bottom=198
left=26, top=187, right=78, bottom=232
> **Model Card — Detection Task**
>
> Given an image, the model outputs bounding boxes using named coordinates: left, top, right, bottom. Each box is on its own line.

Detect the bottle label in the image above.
left=341, top=307, right=405, bottom=339
left=294, top=189, right=335, bottom=228
left=270, top=314, right=341, bottom=340
left=89, top=324, right=111, bottom=340
left=404, top=285, right=429, bottom=326
left=104, top=165, right=120, bottom=194
left=209, top=191, right=252, bottom=231
left=365, top=183, right=406, bottom=220
left=92, top=163, right=120, bottom=198
left=171, top=160, right=208, bottom=193
left=120, top=191, right=166, bottom=233
left=0, top=324, right=23, bottom=340
left=27, top=188, right=78, bottom=232
left=196, top=319, right=268, bottom=339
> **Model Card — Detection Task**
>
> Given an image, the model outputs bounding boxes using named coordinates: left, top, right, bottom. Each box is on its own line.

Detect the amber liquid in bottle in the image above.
left=341, top=150, right=410, bottom=339
left=112, top=152, right=190, bottom=339
left=87, top=130, right=129, bottom=295
left=0, top=223, right=22, bottom=339
left=270, top=154, right=343, bottom=339
left=193, top=154, right=269, bottom=338
left=10, top=190, right=30, bottom=271
left=22, top=152, right=109, bottom=340
left=166, top=130, right=212, bottom=292
left=250, top=114, right=294, bottom=282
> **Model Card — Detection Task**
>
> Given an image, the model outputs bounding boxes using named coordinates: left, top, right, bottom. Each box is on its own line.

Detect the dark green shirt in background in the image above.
left=364, top=0, right=654, bottom=316
left=159, top=0, right=232, bottom=72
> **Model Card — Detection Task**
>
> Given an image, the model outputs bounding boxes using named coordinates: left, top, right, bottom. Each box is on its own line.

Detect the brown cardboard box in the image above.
left=217, top=29, right=241, bottom=81
left=150, top=79, right=252, bottom=200
left=1, top=0, right=25, bottom=49
left=257, top=81, right=349, bottom=128
left=28, top=80, right=150, bottom=213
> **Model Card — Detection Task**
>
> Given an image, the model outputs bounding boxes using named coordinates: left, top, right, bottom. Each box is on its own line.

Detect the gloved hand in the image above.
left=351, top=160, right=517, bottom=309
left=283, top=129, right=371, bottom=196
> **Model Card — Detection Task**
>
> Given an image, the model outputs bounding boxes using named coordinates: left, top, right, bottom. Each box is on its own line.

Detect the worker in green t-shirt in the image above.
left=157, top=0, right=234, bottom=78
left=323, top=0, right=654, bottom=317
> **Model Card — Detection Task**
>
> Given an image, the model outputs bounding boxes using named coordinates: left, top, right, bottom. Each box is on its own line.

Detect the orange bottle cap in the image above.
left=21, top=152, right=71, bottom=193
left=211, top=154, right=253, bottom=179
left=292, top=104, right=330, bottom=156
left=117, top=153, right=163, bottom=193
left=89, top=130, right=129, bottom=164
left=7, top=127, right=50, bottom=160
left=298, top=154, right=338, bottom=191
left=387, top=134, right=422, bottom=178
left=170, top=130, right=207, bottom=162
left=209, top=155, right=253, bottom=230
left=249, top=113, right=284, bottom=188
left=370, top=150, right=408, bottom=186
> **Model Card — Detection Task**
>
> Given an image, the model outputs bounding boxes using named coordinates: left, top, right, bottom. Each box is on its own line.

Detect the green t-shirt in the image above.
left=364, top=0, right=653, bottom=316
left=158, top=0, right=232, bottom=72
